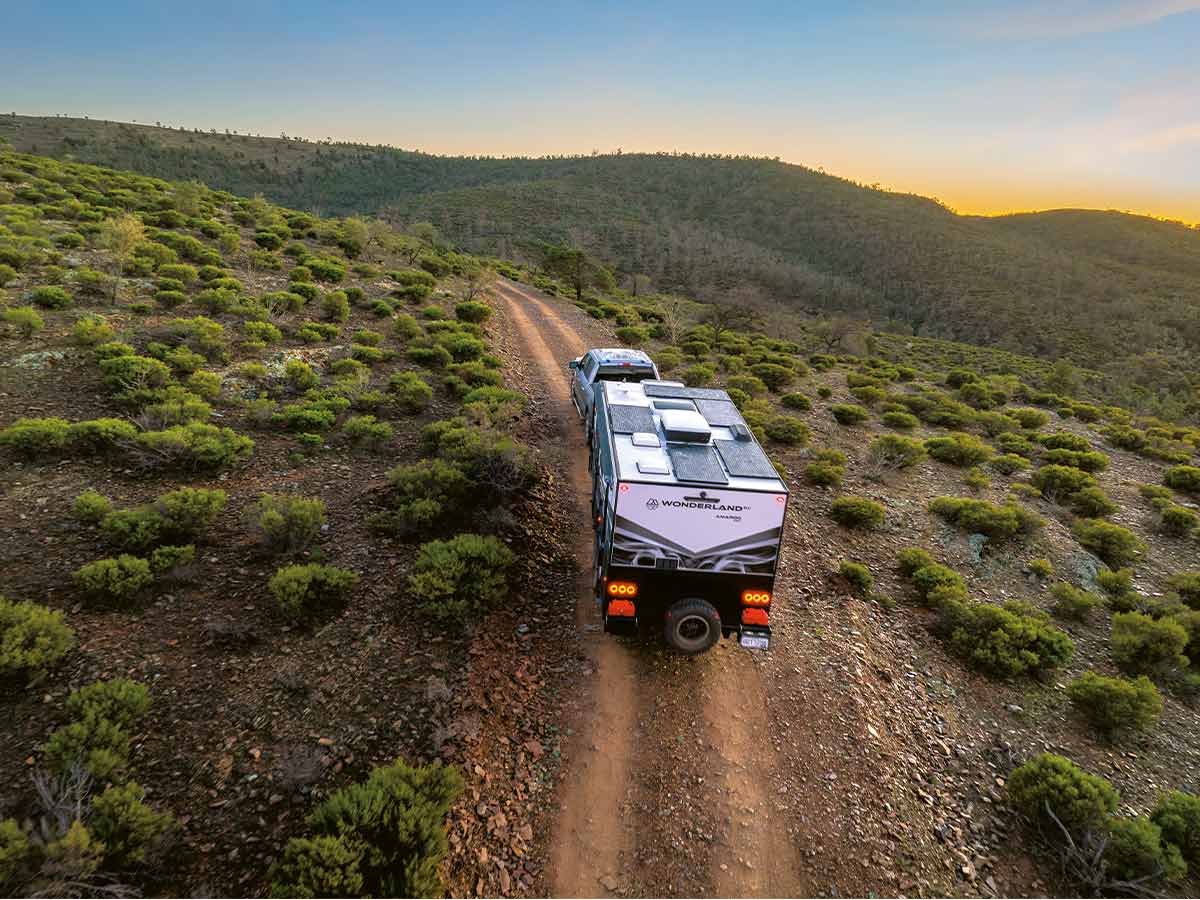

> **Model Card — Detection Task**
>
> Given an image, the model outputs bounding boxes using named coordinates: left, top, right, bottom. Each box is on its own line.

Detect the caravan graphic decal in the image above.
left=612, top=482, right=786, bottom=574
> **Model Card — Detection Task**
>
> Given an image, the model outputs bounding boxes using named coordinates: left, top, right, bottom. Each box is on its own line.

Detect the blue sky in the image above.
left=4, top=0, right=1199, bottom=220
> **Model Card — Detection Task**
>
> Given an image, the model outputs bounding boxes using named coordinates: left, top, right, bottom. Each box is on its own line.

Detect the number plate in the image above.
left=739, top=633, right=770, bottom=651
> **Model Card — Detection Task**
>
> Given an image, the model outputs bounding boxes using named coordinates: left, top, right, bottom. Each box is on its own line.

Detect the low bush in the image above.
left=0, top=417, right=70, bottom=456
left=869, top=434, right=926, bottom=469
left=271, top=564, right=358, bottom=622
left=1042, top=448, right=1109, bottom=472
left=1067, top=672, right=1162, bottom=738
left=343, top=415, right=394, bottom=448
left=250, top=494, right=326, bottom=553
left=1168, top=571, right=1200, bottom=609
left=880, top=410, right=918, bottom=430
left=1104, top=816, right=1187, bottom=884
left=73, top=555, right=154, bottom=606
left=727, top=374, right=767, bottom=396
left=1073, top=519, right=1146, bottom=568
left=1164, top=465, right=1200, bottom=494
left=463, top=386, right=526, bottom=427
left=924, top=432, right=993, bottom=467
left=780, top=392, right=812, bottom=411
left=1007, top=754, right=1118, bottom=835
left=270, top=759, right=463, bottom=898
left=71, top=314, right=116, bottom=346
left=408, top=344, right=453, bottom=368
left=407, top=534, right=515, bottom=623
left=928, top=496, right=1042, bottom=540
left=682, top=364, right=715, bottom=387
left=896, top=547, right=936, bottom=577
left=455, top=300, right=491, bottom=323
left=389, top=371, right=433, bottom=413
left=90, top=781, right=175, bottom=868
left=1069, top=486, right=1119, bottom=518
left=1051, top=582, right=1102, bottom=621
left=67, top=678, right=151, bottom=728
left=1010, top=407, right=1050, bottom=429
left=1040, top=431, right=1092, bottom=452
left=42, top=678, right=151, bottom=781
left=838, top=560, right=873, bottom=594
left=72, top=489, right=112, bottom=525
left=1151, top=792, right=1200, bottom=866
left=940, top=598, right=1073, bottom=677
left=0, top=597, right=75, bottom=677
left=830, top=495, right=885, bottom=529
left=830, top=404, right=869, bottom=425
left=3, top=305, right=43, bottom=336
left=1027, top=558, right=1054, bottom=578
left=1160, top=504, right=1199, bottom=536
left=764, top=415, right=808, bottom=445
left=805, top=459, right=843, bottom=487
left=31, top=285, right=72, bottom=308
left=1111, top=612, right=1188, bottom=674
left=285, top=358, right=320, bottom=391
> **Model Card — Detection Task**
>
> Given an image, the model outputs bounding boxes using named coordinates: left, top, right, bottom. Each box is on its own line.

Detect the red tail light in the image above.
left=741, top=590, right=771, bottom=606
left=742, top=608, right=769, bottom=626
left=607, top=581, right=638, bottom=598
left=607, top=599, right=636, bottom=617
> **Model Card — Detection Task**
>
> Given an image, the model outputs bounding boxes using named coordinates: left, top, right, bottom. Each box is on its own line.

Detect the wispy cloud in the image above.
left=952, top=0, right=1200, bottom=39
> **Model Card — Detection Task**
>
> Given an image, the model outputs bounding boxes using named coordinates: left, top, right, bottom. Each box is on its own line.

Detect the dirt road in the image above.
left=493, top=278, right=951, bottom=898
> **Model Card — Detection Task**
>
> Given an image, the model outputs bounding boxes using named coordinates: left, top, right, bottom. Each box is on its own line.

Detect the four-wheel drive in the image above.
left=567, top=348, right=659, bottom=422
left=584, top=371, right=788, bottom=655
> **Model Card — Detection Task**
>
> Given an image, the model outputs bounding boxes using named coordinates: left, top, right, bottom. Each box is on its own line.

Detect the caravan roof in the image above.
left=598, top=380, right=788, bottom=494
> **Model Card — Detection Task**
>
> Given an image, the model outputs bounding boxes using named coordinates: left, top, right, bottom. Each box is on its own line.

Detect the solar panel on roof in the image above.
left=668, top=445, right=728, bottom=484
left=609, top=404, right=656, bottom=434
left=642, top=383, right=729, bottom=401
left=714, top=439, right=779, bottom=479
left=694, top=398, right=745, bottom=427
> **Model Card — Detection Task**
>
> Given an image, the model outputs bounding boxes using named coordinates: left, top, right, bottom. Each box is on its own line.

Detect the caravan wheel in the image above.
left=664, top=598, right=721, bottom=655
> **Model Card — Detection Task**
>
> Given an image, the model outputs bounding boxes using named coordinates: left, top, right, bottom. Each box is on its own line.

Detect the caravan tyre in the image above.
left=664, top=598, right=721, bottom=655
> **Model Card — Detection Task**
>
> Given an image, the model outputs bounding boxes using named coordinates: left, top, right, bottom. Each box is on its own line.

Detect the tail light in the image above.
left=607, top=599, right=636, bottom=617
left=741, top=590, right=771, bottom=606
left=607, top=581, right=638, bottom=598
left=742, top=608, right=769, bottom=626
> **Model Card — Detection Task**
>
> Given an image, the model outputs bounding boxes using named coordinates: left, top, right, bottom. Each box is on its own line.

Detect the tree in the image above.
left=542, top=243, right=614, bottom=303
left=173, top=180, right=204, bottom=215
left=96, top=213, right=144, bottom=300
left=460, top=259, right=492, bottom=302
left=812, top=315, right=869, bottom=354
left=700, top=301, right=760, bottom=351
left=657, top=295, right=693, bottom=346
left=628, top=273, right=652, bottom=296
left=339, top=217, right=370, bottom=258
left=1047, top=358, right=1082, bottom=396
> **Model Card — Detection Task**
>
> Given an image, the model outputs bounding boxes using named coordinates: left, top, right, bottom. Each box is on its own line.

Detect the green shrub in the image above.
left=1042, top=448, right=1109, bottom=472
left=1032, top=464, right=1097, bottom=502
left=1167, top=571, right=1200, bottom=609
left=154, top=487, right=227, bottom=539
left=271, top=563, right=358, bottom=622
left=880, top=410, right=918, bottom=430
left=896, top=547, right=937, bottom=577
left=1151, top=792, right=1200, bottom=865
left=830, top=495, right=885, bottom=529
left=0, top=596, right=75, bottom=677
left=408, top=344, right=453, bottom=368
left=271, top=759, right=463, bottom=898
left=749, top=362, right=795, bottom=392
left=1104, top=816, right=1187, bottom=884
left=1010, top=407, right=1050, bottom=429
left=389, top=371, right=433, bottom=413
left=73, top=555, right=154, bottom=606
left=1066, top=672, right=1162, bottom=738
left=3, top=305, right=43, bottom=336
left=100, top=507, right=166, bottom=551
left=940, top=598, right=1073, bottom=677
left=1111, top=612, right=1188, bottom=674
left=148, top=544, right=195, bottom=575
left=42, top=714, right=135, bottom=782
left=1098, top=567, right=1134, bottom=598
left=285, top=358, right=320, bottom=391
left=830, top=404, right=869, bottom=425
left=72, top=489, right=112, bottom=525
left=869, top=434, right=926, bottom=469
left=455, top=300, right=491, bottom=323
left=134, top=422, right=253, bottom=471
left=1073, top=519, right=1146, bottom=568
left=90, top=781, right=175, bottom=868
left=928, top=496, right=1042, bottom=539
left=995, top=431, right=1036, bottom=457
left=31, top=285, right=72, bottom=308
left=765, top=415, right=808, bottom=445
left=0, top=263, right=16, bottom=286
left=243, top=320, right=281, bottom=344
left=1027, top=558, right=1054, bottom=578
left=1164, top=466, right=1200, bottom=494
left=1160, top=504, right=1199, bottom=536
left=321, top=291, right=350, bottom=322
left=407, top=534, right=515, bottom=623
left=343, top=414, right=394, bottom=448
left=1051, top=582, right=1102, bottom=621
left=805, top=460, right=843, bottom=487
left=1040, top=431, right=1092, bottom=452
left=1008, top=754, right=1118, bottom=835
left=727, top=374, right=767, bottom=397
left=924, top=432, right=993, bottom=467
left=249, top=494, right=326, bottom=554
left=1069, top=486, right=1118, bottom=518
left=67, top=678, right=150, bottom=728
left=838, top=561, right=873, bottom=594
left=0, top=817, right=31, bottom=885
left=0, top=417, right=70, bottom=456
left=682, top=364, right=715, bottom=387
left=463, top=386, right=525, bottom=427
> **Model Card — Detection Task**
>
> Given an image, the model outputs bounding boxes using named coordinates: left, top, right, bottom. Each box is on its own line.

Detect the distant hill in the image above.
left=4, top=114, right=1197, bottom=414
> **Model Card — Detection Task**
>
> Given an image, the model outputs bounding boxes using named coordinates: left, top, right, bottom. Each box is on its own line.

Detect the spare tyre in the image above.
left=664, top=597, right=721, bottom=655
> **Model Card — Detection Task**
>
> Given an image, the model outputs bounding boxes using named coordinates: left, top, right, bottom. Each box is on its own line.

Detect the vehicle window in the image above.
left=596, top=367, right=655, bottom=384
left=584, top=355, right=600, bottom=380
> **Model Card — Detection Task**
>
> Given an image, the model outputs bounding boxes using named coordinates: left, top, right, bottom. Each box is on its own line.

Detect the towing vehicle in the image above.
left=567, top=348, right=659, bottom=421
left=583, top=375, right=789, bottom=654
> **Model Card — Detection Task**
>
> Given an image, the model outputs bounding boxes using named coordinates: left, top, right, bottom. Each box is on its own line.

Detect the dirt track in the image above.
left=492, top=278, right=960, bottom=897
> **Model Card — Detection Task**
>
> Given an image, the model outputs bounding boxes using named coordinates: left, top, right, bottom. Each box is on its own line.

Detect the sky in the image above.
left=4, top=0, right=1199, bottom=222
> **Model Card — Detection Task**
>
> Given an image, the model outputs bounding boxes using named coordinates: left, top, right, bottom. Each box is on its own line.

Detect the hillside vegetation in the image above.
left=4, top=114, right=1198, bottom=420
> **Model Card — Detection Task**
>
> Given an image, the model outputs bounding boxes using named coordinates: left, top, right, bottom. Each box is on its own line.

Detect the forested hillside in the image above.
left=4, top=114, right=1198, bottom=418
